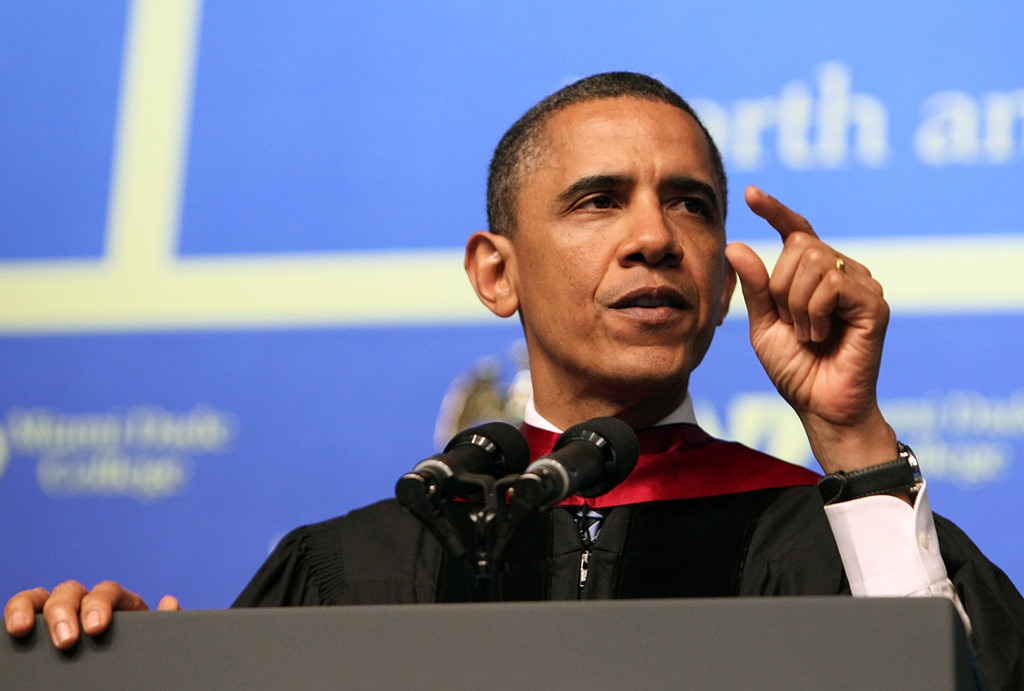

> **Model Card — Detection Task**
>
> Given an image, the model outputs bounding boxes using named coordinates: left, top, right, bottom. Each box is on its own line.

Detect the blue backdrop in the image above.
left=2, top=0, right=1022, bottom=608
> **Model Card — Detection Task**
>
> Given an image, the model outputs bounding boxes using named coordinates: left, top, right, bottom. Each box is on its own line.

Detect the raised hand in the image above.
left=725, top=185, right=897, bottom=474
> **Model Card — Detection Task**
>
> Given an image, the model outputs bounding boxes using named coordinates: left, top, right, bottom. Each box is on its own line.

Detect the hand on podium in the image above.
left=4, top=580, right=180, bottom=649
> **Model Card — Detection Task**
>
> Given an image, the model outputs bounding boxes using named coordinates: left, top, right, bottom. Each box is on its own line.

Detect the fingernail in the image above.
left=85, top=609, right=101, bottom=630
left=54, top=621, right=73, bottom=646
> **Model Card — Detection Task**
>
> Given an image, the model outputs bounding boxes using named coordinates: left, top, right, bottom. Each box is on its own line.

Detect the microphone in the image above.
left=395, top=421, right=529, bottom=559
left=514, top=417, right=639, bottom=505
left=490, top=417, right=638, bottom=564
left=396, top=421, right=530, bottom=504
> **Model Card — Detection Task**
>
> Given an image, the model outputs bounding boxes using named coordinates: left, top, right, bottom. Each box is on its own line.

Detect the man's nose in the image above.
left=619, top=200, right=683, bottom=267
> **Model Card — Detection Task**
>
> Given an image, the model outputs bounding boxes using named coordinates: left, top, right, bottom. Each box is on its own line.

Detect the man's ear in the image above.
left=717, top=259, right=738, bottom=325
left=464, top=231, right=519, bottom=318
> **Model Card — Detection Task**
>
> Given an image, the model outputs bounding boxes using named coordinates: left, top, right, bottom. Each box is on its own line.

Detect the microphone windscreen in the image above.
left=445, top=420, right=531, bottom=477
left=556, top=416, right=639, bottom=498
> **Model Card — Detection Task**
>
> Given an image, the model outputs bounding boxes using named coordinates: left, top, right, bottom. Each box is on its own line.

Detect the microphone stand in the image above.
left=397, top=469, right=516, bottom=601
left=489, top=471, right=547, bottom=566
left=462, top=472, right=501, bottom=602
left=458, top=469, right=562, bottom=601
left=394, top=472, right=468, bottom=559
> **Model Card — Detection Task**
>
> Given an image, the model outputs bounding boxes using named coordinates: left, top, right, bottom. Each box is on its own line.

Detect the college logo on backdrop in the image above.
left=434, top=343, right=531, bottom=449
left=0, top=404, right=237, bottom=500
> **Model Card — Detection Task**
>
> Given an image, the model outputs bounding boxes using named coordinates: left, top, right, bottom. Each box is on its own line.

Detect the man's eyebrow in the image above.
left=555, top=174, right=631, bottom=205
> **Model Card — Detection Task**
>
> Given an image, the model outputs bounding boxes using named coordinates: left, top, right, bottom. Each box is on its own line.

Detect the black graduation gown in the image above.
left=232, top=487, right=1024, bottom=689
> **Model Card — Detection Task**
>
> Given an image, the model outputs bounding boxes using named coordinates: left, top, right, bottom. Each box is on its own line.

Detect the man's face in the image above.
left=507, top=96, right=734, bottom=408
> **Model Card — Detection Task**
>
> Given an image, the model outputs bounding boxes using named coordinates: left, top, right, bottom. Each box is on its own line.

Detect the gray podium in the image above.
left=2, top=597, right=978, bottom=690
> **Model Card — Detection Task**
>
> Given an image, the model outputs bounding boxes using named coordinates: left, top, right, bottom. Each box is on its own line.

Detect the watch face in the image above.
left=898, top=442, right=924, bottom=485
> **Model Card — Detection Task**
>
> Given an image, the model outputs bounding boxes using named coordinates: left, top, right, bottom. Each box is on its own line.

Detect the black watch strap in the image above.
left=818, top=443, right=922, bottom=505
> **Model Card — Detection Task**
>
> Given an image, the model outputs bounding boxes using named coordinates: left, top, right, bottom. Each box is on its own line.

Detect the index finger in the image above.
left=744, top=185, right=819, bottom=241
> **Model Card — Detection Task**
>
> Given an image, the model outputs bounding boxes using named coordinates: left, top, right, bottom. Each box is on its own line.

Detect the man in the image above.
left=7, top=72, right=1023, bottom=686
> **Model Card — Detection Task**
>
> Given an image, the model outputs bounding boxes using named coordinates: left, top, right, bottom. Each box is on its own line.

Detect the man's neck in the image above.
left=525, top=391, right=697, bottom=433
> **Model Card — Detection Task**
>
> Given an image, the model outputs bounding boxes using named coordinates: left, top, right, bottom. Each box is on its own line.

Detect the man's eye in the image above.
left=579, top=195, right=614, bottom=210
left=678, top=198, right=709, bottom=216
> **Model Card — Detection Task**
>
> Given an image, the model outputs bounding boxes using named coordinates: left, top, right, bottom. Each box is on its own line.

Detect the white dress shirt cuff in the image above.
left=824, top=481, right=971, bottom=633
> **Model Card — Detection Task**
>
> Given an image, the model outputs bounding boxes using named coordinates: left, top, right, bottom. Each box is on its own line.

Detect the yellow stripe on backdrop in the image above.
left=2, top=0, right=1023, bottom=335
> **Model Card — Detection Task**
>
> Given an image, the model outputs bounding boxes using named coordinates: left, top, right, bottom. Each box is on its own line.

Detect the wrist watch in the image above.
left=818, top=442, right=923, bottom=505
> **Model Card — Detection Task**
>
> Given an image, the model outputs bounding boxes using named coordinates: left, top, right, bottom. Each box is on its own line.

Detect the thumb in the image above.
left=725, top=242, right=777, bottom=330
left=156, top=595, right=181, bottom=611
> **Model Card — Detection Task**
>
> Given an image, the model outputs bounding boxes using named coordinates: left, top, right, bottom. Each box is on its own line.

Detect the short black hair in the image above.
left=486, top=72, right=728, bottom=238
